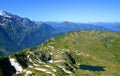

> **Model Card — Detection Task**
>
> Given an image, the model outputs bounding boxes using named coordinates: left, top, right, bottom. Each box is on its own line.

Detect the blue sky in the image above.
left=0, top=0, right=120, bottom=22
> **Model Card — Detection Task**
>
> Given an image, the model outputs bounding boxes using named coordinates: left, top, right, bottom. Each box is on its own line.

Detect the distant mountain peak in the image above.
left=0, top=10, right=11, bottom=18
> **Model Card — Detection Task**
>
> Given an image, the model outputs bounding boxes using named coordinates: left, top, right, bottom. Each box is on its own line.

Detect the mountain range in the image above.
left=0, top=10, right=120, bottom=56
left=0, top=10, right=120, bottom=76
left=42, top=21, right=120, bottom=33
left=0, top=11, right=62, bottom=56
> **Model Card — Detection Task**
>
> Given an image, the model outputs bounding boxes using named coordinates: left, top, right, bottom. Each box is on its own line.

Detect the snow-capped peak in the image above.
left=0, top=10, right=11, bottom=18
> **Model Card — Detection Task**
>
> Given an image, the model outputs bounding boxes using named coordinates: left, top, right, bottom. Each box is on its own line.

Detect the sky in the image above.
left=0, top=0, right=120, bottom=22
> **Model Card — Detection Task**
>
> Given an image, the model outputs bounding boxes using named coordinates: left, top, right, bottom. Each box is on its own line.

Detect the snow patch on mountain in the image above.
left=34, top=68, right=55, bottom=76
left=48, top=59, right=53, bottom=63
left=0, top=10, right=11, bottom=18
left=9, top=58, right=23, bottom=74
left=45, top=65, right=56, bottom=72
left=25, top=71, right=32, bottom=76
left=54, top=60, right=65, bottom=63
left=58, top=65, right=72, bottom=74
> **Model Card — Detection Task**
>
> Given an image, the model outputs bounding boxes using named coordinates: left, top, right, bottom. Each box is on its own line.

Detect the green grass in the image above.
left=6, top=30, right=120, bottom=76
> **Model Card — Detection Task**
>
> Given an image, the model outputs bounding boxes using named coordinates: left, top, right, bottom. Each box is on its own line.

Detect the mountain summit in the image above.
left=0, top=10, right=12, bottom=18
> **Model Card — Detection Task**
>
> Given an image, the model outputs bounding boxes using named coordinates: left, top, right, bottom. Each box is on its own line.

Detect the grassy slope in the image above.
left=42, top=30, right=120, bottom=76
left=11, top=30, right=120, bottom=76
